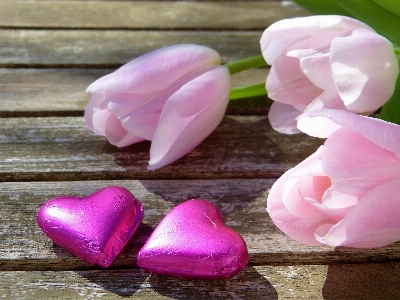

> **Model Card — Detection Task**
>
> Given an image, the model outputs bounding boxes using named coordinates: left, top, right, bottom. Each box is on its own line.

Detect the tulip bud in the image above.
left=85, top=44, right=231, bottom=170
left=268, top=109, right=400, bottom=248
left=260, top=15, right=399, bottom=134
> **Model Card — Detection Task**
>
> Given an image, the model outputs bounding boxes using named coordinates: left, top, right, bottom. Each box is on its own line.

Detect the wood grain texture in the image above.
left=0, top=68, right=270, bottom=116
left=0, top=1, right=310, bottom=29
left=322, top=262, right=400, bottom=300
left=0, top=265, right=326, bottom=299
left=2, top=263, right=399, bottom=299
left=0, top=30, right=265, bottom=67
left=0, top=116, right=323, bottom=181
left=2, top=1, right=399, bottom=298
left=1, top=180, right=400, bottom=271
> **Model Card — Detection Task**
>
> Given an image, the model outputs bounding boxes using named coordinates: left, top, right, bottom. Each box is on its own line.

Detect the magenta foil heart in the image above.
left=137, top=199, right=249, bottom=280
left=37, top=186, right=144, bottom=268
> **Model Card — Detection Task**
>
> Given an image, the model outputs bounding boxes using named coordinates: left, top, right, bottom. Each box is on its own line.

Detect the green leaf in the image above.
left=380, top=75, right=400, bottom=125
left=291, top=0, right=353, bottom=16
left=335, top=0, right=400, bottom=46
left=370, top=0, right=400, bottom=18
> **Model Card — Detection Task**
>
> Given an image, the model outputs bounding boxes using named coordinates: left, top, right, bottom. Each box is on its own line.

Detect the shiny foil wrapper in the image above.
left=137, top=199, right=249, bottom=280
left=37, top=186, right=144, bottom=268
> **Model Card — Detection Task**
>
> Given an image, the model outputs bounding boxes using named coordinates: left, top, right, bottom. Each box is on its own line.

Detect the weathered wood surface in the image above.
left=0, top=266, right=327, bottom=299
left=2, top=0, right=400, bottom=298
left=0, top=116, right=323, bottom=181
left=0, top=30, right=266, bottom=67
left=2, top=263, right=400, bottom=299
left=2, top=180, right=400, bottom=272
left=0, top=1, right=310, bottom=29
left=0, top=68, right=270, bottom=116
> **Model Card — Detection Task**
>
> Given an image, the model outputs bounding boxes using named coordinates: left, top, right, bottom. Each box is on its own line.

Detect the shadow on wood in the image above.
left=138, top=178, right=270, bottom=215
left=322, top=262, right=400, bottom=300
left=75, top=269, right=149, bottom=297
left=108, top=116, right=322, bottom=179
left=148, top=266, right=278, bottom=299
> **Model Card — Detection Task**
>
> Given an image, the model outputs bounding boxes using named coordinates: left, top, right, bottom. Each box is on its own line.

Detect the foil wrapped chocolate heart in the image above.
left=137, top=199, right=249, bottom=279
left=37, top=186, right=144, bottom=268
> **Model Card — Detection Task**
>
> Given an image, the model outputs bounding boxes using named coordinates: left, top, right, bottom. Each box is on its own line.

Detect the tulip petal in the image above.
left=267, top=177, right=333, bottom=246
left=147, top=66, right=230, bottom=170
left=267, top=54, right=323, bottom=111
left=323, top=127, right=400, bottom=185
left=291, top=155, right=326, bottom=178
left=85, top=93, right=108, bottom=135
left=286, top=30, right=349, bottom=89
left=305, top=84, right=346, bottom=112
left=267, top=147, right=334, bottom=245
left=320, top=127, right=400, bottom=217
left=268, top=102, right=303, bottom=134
left=298, top=109, right=400, bottom=159
left=85, top=92, right=145, bottom=147
left=119, top=67, right=214, bottom=141
left=116, top=134, right=145, bottom=148
left=261, top=16, right=342, bottom=63
left=298, top=52, right=332, bottom=89
left=268, top=84, right=345, bottom=134
left=297, top=110, right=342, bottom=138
left=331, top=28, right=399, bottom=112
left=106, top=93, right=149, bottom=118
left=316, top=178, right=400, bottom=248
left=86, top=44, right=221, bottom=112
left=260, top=15, right=372, bottom=64
left=300, top=176, right=331, bottom=205
left=104, top=113, right=145, bottom=147
left=282, top=176, right=325, bottom=219
left=120, top=93, right=169, bottom=141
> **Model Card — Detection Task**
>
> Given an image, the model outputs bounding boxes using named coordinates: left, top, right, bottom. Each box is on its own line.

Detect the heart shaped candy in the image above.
left=137, top=199, right=249, bottom=280
left=37, top=186, right=144, bottom=268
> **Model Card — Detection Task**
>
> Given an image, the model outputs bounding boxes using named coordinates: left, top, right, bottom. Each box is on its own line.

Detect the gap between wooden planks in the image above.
left=0, top=116, right=323, bottom=181
left=0, top=68, right=271, bottom=116
left=0, top=30, right=264, bottom=68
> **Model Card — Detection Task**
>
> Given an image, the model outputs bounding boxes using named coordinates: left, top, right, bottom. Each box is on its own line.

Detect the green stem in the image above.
left=225, top=55, right=267, bottom=75
left=230, top=83, right=267, bottom=100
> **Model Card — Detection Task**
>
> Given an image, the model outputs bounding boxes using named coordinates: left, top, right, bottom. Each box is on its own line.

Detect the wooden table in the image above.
left=1, top=1, right=400, bottom=299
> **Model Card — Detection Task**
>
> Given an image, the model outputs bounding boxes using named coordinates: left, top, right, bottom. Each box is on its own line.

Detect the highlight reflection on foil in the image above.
left=37, top=186, right=144, bottom=268
left=137, top=199, right=249, bottom=280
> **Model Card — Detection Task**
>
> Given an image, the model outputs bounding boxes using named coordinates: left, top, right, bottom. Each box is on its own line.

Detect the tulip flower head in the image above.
left=85, top=44, right=231, bottom=170
left=267, top=109, right=400, bottom=248
left=260, top=15, right=399, bottom=134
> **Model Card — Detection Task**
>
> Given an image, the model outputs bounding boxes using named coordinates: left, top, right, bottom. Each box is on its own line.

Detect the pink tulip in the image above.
left=85, top=44, right=231, bottom=170
left=267, top=109, right=400, bottom=248
left=260, top=15, right=399, bottom=134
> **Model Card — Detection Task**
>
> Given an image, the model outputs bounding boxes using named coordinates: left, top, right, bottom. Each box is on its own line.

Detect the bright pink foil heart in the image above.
left=137, top=199, right=249, bottom=280
left=37, top=186, right=144, bottom=268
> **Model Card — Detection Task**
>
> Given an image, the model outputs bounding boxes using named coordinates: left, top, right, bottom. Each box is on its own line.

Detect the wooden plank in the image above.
left=0, top=116, right=323, bottom=181
left=0, top=30, right=264, bottom=67
left=0, top=265, right=327, bottom=299
left=0, top=179, right=318, bottom=270
left=3, top=263, right=399, bottom=299
left=0, top=68, right=270, bottom=116
left=0, top=1, right=310, bottom=29
left=322, top=262, right=400, bottom=299
left=1, top=180, right=400, bottom=271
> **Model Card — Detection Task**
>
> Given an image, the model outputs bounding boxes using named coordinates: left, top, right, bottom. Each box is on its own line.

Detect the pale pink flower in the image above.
left=260, top=15, right=399, bottom=134
left=267, top=109, right=400, bottom=248
left=85, top=44, right=231, bottom=170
